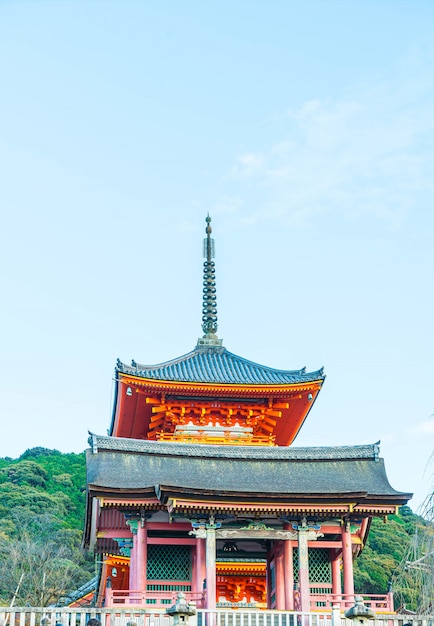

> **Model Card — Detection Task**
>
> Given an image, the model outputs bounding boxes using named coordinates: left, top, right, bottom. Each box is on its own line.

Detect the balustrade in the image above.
left=1, top=606, right=431, bottom=626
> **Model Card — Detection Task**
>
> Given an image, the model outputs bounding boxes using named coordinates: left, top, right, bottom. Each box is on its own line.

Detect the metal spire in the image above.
left=197, top=215, right=223, bottom=347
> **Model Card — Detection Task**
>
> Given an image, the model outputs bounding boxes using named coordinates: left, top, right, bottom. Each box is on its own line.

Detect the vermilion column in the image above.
left=192, top=544, right=197, bottom=593
left=275, top=542, right=285, bottom=609
left=331, top=549, right=342, bottom=600
left=126, top=519, right=139, bottom=597
left=129, top=533, right=137, bottom=590
left=136, top=522, right=147, bottom=595
left=283, top=536, right=294, bottom=610
left=341, top=522, right=354, bottom=605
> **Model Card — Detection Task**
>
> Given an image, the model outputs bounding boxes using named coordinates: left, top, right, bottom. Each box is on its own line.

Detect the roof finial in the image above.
left=197, top=215, right=223, bottom=348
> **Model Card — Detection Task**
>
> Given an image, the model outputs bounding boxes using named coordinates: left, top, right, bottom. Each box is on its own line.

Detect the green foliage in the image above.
left=354, top=509, right=432, bottom=612
left=0, top=484, right=72, bottom=530
left=19, top=447, right=61, bottom=459
left=391, top=517, right=434, bottom=613
left=0, top=448, right=92, bottom=606
left=0, top=448, right=87, bottom=529
left=0, top=460, right=48, bottom=488
left=0, top=513, right=92, bottom=607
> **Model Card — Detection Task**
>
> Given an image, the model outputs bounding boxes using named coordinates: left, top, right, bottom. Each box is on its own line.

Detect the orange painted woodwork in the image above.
left=111, top=375, right=323, bottom=446
left=216, top=574, right=266, bottom=605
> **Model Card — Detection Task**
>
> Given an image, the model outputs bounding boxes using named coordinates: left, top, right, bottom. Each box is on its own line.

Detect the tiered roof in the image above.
left=84, top=216, right=412, bottom=558
left=116, top=348, right=324, bottom=386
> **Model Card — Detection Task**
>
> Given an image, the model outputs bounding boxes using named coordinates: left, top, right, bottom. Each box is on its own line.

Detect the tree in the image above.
left=354, top=515, right=411, bottom=595
left=0, top=450, right=93, bottom=606
left=390, top=456, right=434, bottom=614
left=0, top=450, right=87, bottom=530
left=0, top=513, right=92, bottom=607
left=0, top=460, right=48, bottom=489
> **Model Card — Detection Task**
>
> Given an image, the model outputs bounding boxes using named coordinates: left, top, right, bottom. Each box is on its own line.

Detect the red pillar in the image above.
left=129, top=533, right=137, bottom=591
left=283, top=539, right=294, bottom=610
left=136, top=521, right=147, bottom=595
left=387, top=584, right=394, bottom=612
left=275, top=542, right=285, bottom=610
left=331, top=550, right=342, bottom=600
left=192, top=543, right=197, bottom=593
left=341, top=522, right=354, bottom=605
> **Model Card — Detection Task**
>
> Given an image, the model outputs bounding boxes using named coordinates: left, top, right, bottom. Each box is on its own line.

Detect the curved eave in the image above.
left=165, top=496, right=406, bottom=517
left=161, top=489, right=412, bottom=508
left=116, top=348, right=325, bottom=387
left=116, top=372, right=325, bottom=396
left=85, top=443, right=412, bottom=504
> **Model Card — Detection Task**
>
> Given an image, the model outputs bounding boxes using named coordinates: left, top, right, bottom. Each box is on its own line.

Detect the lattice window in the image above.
left=147, top=545, right=191, bottom=580
left=293, top=548, right=331, bottom=584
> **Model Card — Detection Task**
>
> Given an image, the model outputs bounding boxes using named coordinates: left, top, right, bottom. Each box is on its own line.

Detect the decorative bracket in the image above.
left=113, top=538, right=134, bottom=556
left=292, top=517, right=323, bottom=540
left=189, top=515, right=222, bottom=537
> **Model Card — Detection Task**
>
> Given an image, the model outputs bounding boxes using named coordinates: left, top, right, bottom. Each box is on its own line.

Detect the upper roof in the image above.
left=110, top=216, right=325, bottom=445
left=115, top=216, right=324, bottom=389
left=116, top=346, right=325, bottom=386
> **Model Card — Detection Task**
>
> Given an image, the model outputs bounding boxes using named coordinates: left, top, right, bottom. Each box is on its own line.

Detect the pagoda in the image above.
left=83, top=216, right=411, bottom=612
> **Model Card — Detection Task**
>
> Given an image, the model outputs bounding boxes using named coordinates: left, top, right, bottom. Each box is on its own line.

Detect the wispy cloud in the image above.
left=228, top=69, right=434, bottom=229
left=410, top=416, right=434, bottom=437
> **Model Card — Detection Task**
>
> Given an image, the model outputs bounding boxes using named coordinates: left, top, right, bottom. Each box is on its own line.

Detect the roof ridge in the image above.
left=222, top=349, right=309, bottom=376
left=89, top=433, right=380, bottom=461
left=117, top=347, right=324, bottom=383
left=129, top=349, right=199, bottom=370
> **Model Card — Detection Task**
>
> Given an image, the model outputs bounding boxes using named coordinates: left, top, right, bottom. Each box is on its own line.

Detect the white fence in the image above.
left=0, top=608, right=433, bottom=626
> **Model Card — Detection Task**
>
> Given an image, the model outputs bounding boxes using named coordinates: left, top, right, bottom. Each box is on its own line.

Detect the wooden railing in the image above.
left=310, top=593, right=394, bottom=612
left=103, top=589, right=392, bottom=612
left=105, top=589, right=205, bottom=608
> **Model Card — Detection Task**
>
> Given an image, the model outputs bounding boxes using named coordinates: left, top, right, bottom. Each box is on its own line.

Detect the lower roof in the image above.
left=86, top=434, right=411, bottom=505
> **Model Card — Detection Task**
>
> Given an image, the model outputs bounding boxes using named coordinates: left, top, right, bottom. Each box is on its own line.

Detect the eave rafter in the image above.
left=94, top=490, right=398, bottom=519
left=163, top=495, right=401, bottom=519
left=167, top=498, right=369, bottom=517
left=97, top=497, right=162, bottom=510
left=118, top=373, right=323, bottom=398
left=217, top=562, right=266, bottom=575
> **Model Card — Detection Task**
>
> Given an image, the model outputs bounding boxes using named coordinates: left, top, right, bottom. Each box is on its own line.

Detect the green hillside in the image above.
left=0, top=447, right=93, bottom=606
left=0, top=447, right=430, bottom=609
left=353, top=506, right=431, bottom=611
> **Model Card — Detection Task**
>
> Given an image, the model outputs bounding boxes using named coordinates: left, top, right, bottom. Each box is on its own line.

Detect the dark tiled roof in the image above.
left=86, top=435, right=411, bottom=502
left=61, top=576, right=97, bottom=604
left=89, top=434, right=380, bottom=461
left=116, top=346, right=324, bottom=386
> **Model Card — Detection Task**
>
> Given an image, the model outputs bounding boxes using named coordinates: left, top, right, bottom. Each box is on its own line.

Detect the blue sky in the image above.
left=0, top=1, right=433, bottom=511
